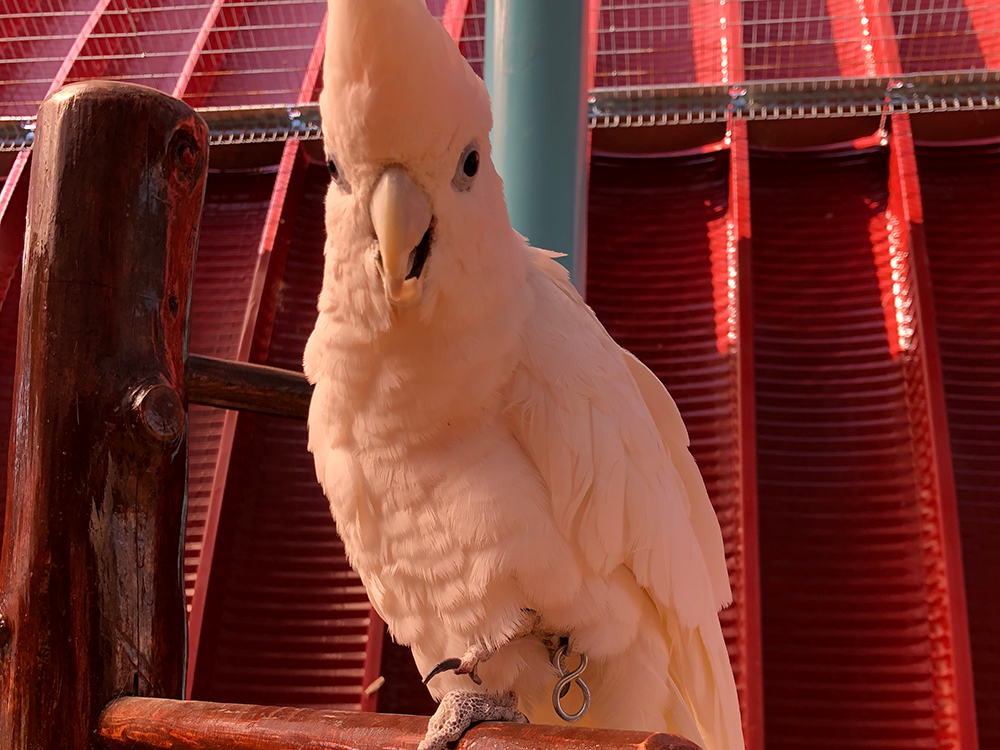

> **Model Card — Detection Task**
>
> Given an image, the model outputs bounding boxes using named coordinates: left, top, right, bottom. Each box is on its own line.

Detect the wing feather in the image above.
left=512, top=249, right=743, bottom=750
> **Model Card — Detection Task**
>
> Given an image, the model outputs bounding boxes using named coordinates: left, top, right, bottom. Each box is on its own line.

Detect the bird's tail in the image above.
left=662, top=607, right=745, bottom=750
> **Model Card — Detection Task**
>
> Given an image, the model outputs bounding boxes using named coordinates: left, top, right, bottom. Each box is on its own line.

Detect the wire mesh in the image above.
left=60, top=0, right=214, bottom=100
left=593, top=0, right=709, bottom=89
left=0, top=0, right=97, bottom=117
left=181, top=0, right=325, bottom=108
left=4, top=0, right=1000, bottom=133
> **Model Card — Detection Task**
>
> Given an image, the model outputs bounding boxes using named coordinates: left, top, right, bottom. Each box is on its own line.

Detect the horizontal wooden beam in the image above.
left=96, top=698, right=699, bottom=750
left=185, top=354, right=311, bottom=419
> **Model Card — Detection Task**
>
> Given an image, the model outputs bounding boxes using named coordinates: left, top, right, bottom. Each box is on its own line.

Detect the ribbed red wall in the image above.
left=917, top=140, right=1000, bottom=750
left=586, top=150, right=752, bottom=712
left=184, top=167, right=277, bottom=607
left=750, top=145, right=939, bottom=750
left=190, top=163, right=373, bottom=709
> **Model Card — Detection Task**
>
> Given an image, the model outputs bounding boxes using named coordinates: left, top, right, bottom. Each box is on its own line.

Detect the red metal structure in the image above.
left=1, top=1, right=999, bottom=748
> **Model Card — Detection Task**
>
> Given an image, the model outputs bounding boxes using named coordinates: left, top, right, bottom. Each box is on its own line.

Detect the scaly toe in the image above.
left=418, top=691, right=527, bottom=750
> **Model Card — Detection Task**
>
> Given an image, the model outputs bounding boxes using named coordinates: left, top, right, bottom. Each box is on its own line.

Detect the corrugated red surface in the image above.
left=185, top=167, right=276, bottom=608
left=916, top=139, right=1000, bottom=750
left=750, top=145, right=940, bottom=750
left=190, top=163, right=373, bottom=710
left=586, top=150, right=753, bottom=721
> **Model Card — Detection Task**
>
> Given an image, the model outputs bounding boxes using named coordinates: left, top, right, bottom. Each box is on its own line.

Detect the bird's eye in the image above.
left=326, top=154, right=350, bottom=192
left=463, top=150, right=479, bottom=177
left=452, top=142, right=480, bottom=192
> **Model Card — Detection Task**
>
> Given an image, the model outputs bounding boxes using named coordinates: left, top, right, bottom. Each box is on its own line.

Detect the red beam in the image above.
left=441, top=0, right=471, bottom=44
left=359, top=607, right=386, bottom=713
left=0, top=152, right=30, bottom=310
left=721, top=9, right=762, bottom=749
left=724, top=118, right=763, bottom=750
left=886, top=113, right=980, bottom=750
left=688, top=0, right=725, bottom=84
left=172, top=0, right=228, bottom=98
left=965, top=1, right=1000, bottom=70
left=825, top=0, right=877, bottom=78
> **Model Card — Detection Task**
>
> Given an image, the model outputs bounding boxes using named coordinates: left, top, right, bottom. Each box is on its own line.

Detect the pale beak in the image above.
left=370, top=166, right=433, bottom=307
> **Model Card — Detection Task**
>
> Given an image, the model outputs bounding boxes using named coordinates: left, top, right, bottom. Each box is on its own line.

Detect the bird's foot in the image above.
left=423, top=609, right=547, bottom=687
left=417, top=690, right=527, bottom=750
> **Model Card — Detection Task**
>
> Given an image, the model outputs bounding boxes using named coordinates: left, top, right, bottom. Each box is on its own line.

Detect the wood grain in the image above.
left=185, top=353, right=313, bottom=419
left=0, top=81, right=208, bottom=749
left=97, top=697, right=701, bottom=750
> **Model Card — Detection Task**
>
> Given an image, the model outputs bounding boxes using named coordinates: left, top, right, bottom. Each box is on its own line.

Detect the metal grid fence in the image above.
left=4, top=0, right=1000, bottom=143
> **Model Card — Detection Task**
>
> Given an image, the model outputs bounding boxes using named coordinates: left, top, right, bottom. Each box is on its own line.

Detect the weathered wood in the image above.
left=186, top=353, right=313, bottom=419
left=97, top=698, right=700, bottom=750
left=0, top=81, right=208, bottom=750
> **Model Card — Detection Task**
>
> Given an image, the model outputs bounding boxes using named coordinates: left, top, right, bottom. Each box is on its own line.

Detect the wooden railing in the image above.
left=0, top=81, right=699, bottom=750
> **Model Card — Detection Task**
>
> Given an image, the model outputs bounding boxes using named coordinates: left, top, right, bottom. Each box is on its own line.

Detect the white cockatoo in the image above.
left=304, top=1, right=744, bottom=749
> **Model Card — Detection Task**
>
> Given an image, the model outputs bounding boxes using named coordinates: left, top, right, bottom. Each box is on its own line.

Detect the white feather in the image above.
left=306, top=2, right=744, bottom=748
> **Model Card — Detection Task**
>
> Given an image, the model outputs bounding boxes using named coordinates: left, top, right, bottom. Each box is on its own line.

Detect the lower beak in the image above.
left=370, top=166, right=432, bottom=307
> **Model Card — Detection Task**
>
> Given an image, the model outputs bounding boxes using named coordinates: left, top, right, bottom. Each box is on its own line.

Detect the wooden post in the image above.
left=0, top=81, right=208, bottom=750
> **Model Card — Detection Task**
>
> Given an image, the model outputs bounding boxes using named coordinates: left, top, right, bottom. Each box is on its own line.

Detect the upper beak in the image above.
left=370, top=166, right=432, bottom=307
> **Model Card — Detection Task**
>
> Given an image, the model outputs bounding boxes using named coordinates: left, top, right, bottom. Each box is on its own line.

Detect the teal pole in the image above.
left=485, top=0, right=590, bottom=290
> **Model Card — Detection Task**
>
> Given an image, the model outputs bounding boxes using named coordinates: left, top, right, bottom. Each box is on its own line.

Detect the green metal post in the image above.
left=485, top=0, right=590, bottom=290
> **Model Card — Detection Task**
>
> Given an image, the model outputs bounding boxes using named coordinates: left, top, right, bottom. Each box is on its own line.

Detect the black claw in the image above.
left=469, top=664, right=482, bottom=686
left=560, top=682, right=571, bottom=699
left=423, top=658, right=462, bottom=685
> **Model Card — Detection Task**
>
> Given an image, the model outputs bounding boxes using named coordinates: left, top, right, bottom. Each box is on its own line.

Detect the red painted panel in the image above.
left=185, top=167, right=276, bottom=608
left=917, top=139, right=1000, bottom=750
left=191, top=163, right=373, bottom=710
left=750, top=144, right=941, bottom=750
left=586, top=149, right=752, bottom=719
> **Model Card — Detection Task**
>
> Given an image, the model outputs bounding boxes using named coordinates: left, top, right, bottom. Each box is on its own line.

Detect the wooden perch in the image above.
left=186, top=353, right=313, bottom=419
left=0, top=81, right=208, bottom=750
left=97, top=698, right=701, bottom=750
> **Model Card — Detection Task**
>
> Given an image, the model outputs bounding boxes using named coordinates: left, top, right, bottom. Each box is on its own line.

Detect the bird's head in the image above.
left=318, top=0, right=521, bottom=332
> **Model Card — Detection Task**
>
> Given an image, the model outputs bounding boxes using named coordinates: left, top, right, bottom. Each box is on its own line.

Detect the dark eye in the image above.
left=463, top=150, right=479, bottom=178
left=326, top=154, right=350, bottom=192
left=452, top=142, right=480, bottom=191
